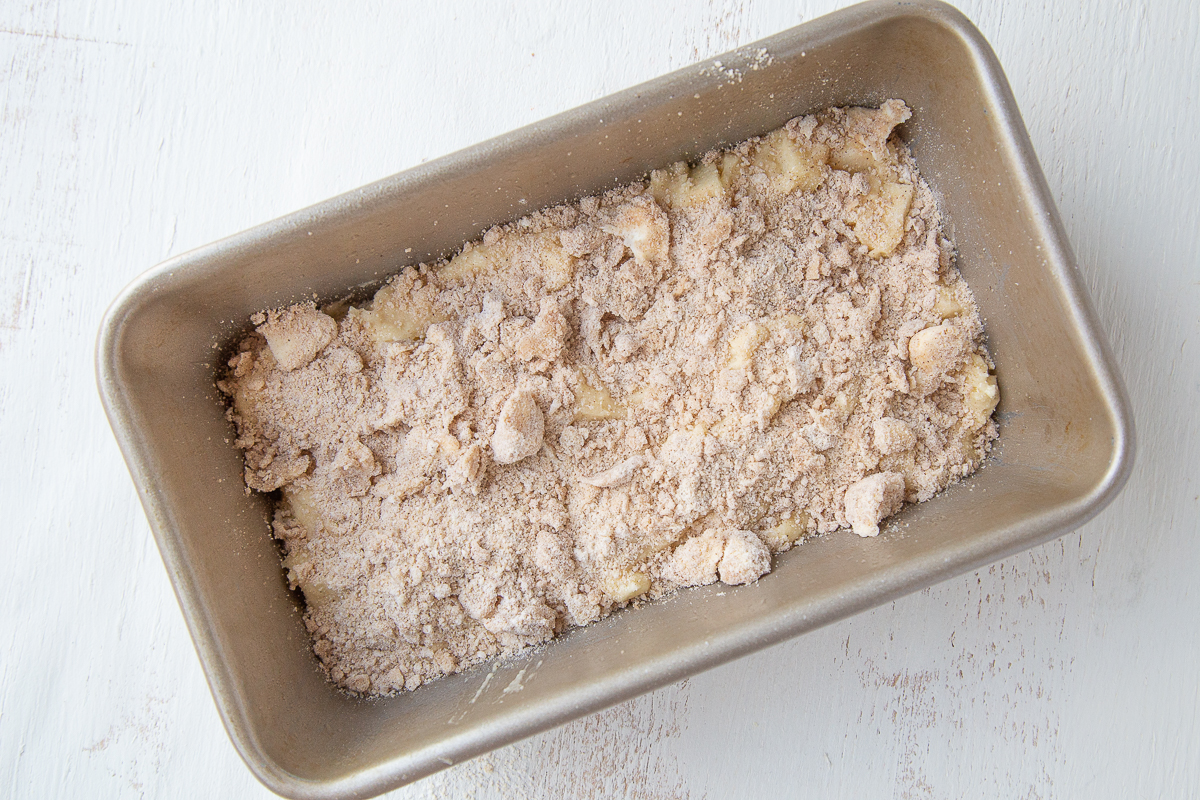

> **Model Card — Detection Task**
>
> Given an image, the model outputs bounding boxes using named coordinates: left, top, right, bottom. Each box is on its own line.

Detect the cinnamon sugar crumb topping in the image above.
left=219, top=100, right=999, bottom=695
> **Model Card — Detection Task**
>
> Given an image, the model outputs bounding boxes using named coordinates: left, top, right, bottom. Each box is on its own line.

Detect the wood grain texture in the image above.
left=1, top=0, right=1196, bottom=797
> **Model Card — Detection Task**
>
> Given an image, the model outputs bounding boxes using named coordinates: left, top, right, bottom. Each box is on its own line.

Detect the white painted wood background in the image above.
left=1, top=0, right=1196, bottom=796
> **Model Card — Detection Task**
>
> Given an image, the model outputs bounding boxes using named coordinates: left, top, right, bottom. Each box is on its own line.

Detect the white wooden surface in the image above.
left=2, top=0, right=1196, bottom=796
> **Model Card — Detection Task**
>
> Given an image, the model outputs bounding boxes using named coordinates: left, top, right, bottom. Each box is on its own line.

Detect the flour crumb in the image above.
left=490, top=389, right=544, bottom=465
left=844, top=472, right=907, bottom=537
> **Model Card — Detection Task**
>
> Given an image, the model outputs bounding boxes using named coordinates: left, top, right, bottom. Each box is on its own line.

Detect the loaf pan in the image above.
left=96, top=1, right=1134, bottom=797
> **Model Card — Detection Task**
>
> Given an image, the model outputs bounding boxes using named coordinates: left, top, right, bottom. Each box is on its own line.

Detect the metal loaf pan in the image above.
left=96, top=2, right=1134, bottom=797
